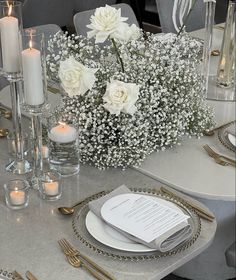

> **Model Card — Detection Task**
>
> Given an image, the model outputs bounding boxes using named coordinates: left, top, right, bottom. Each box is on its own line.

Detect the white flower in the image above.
left=113, top=23, right=141, bottom=43
left=87, top=5, right=128, bottom=43
left=103, top=80, right=139, bottom=115
left=58, top=56, right=97, bottom=97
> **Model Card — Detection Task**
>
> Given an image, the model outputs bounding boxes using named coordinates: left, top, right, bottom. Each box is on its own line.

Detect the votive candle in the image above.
left=44, top=181, right=59, bottom=196
left=9, top=189, right=25, bottom=205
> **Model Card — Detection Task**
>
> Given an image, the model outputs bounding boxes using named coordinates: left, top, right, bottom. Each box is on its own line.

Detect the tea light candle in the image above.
left=0, top=4, right=21, bottom=72
left=42, top=145, right=49, bottom=159
left=9, top=190, right=25, bottom=205
left=48, top=122, right=77, bottom=143
left=21, top=39, right=44, bottom=105
left=44, top=181, right=59, bottom=196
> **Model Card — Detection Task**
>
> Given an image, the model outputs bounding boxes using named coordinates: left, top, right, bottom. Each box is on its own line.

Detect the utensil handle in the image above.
left=220, top=155, right=236, bottom=166
left=25, top=271, right=38, bottom=280
left=82, top=262, right=106, bottom=280
left=80, top=253, right=116, bottom=280
left=160, top=187, right=215, bottom=220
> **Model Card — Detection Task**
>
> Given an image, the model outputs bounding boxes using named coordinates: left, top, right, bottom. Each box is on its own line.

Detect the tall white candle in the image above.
left=21, top=42, right=44, bottom=105
left=49, top=123, right=77, bottom=143
left=0, top=5, right=21, bottom=72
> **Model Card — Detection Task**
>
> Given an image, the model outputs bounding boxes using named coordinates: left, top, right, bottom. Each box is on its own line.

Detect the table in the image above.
left=0, top=112, right=216, bottom=280
left=133, top=27, right=236, bottom=280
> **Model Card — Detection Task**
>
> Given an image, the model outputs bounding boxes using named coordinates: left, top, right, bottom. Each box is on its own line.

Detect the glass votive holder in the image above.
left=48, top=122, right=80, bottom=177
left=39, top=171, right=62, bottom=201
left=4, top=179, right=30, bottom=210
left=7, top=132, right=29, bottom=156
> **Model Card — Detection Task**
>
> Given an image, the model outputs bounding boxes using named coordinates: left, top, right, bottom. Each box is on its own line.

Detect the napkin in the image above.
left=89, top=185, right=193, bottom=252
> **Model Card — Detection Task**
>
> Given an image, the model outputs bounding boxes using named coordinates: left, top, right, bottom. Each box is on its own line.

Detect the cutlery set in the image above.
left=12, top=270, right=37, bottom=280
left=58, top=238, right=116, bottom=280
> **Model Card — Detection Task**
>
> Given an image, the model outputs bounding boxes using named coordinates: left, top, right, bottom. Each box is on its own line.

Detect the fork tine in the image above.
left=58, top=239, right=71, bottom=255
left=61, top=238, right=77, bottom=255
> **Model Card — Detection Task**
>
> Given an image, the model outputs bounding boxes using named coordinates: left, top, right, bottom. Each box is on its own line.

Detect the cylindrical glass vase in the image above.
left=48, top=121, right=80, bottom=177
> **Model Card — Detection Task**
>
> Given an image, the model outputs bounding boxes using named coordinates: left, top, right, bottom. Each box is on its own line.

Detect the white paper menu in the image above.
left=101, top=193, right=190, bottom=243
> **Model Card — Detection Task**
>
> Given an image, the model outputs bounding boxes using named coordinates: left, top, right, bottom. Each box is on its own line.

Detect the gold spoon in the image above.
left=0, top=128, right=9, bottom=137
left=203, top=120, right=235, bottom=136
left=58, top=201, right=84, bottom=215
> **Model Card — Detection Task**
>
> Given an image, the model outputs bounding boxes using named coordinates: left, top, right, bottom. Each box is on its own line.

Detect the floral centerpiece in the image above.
left=46, top=5, right=214, bottom=169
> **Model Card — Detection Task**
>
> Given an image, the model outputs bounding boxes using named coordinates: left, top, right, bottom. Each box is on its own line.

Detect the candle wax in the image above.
left=49, top=124, right=77, bottom=143
left=10, top=190, right=25, bottom=205
left=44, top=182, right=59, bottom=196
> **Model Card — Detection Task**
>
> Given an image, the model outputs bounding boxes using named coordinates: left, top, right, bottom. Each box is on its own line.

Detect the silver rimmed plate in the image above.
left=218, top=121, right=236, bottom=152
left=0, top=270, right=14, bottom=280
left=72, top=188, right=201, bottom=261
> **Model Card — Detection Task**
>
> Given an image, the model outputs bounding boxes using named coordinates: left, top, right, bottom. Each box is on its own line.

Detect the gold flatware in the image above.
left=203, top=144, right=236, bottom=167
left=58, top=191, right=106, bottom=215
left=25, top=271, right=38, bottom=280
left=160, top=187, right=215, bottom=222
left=58, top=239, right=116, bottom=280
left=12, top=270, right=25, bottom=280
left=211, top=49, right=220, bottom=56
left=47, top=85, right=61, bottom=94
left=67, top=255, right=105, bottom=280
left=203, top=120, right=235, bottom=136
left=0, top=128, right=9, bottom=137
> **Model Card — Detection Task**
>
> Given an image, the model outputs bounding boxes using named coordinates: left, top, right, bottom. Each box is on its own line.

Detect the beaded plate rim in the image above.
left=0, top=270, right=14, bottom=280
left=217, top=120, right=236, bottom=153
left=72, top=188, right=201, bottom=261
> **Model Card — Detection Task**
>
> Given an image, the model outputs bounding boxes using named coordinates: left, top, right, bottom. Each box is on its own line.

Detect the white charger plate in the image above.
left=85, top=196, right=184, bottom=252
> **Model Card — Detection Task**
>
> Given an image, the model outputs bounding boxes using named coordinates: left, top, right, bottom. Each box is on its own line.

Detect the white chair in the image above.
left=73, top=3, right=138, bottom=37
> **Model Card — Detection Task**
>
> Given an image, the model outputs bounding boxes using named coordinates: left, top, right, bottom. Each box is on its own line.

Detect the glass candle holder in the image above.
left=48, top=121, right=80, bottom=177
left=4, top=179, right=29, bottom=210
left=0, top=0, right=23, bottom=80
left=7, top=131, right=29, bottom=156
left=39, top=171, right=62, bottom=201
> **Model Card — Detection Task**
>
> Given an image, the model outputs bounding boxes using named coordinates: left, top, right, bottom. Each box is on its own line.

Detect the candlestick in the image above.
left=22, top=41, right=44, bottom=105
left=0, top=2, right=21, bottom=73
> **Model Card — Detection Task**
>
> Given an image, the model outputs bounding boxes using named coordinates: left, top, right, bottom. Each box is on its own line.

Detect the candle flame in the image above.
left=8, top=4, right=12, bottom=16
left=29, top=40, right=33, bottom=50
left=58, top=121, right=66, bottom=127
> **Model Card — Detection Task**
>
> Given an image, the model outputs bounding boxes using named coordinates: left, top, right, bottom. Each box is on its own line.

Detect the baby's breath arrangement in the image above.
left=46, top=5, right=214, bottom=169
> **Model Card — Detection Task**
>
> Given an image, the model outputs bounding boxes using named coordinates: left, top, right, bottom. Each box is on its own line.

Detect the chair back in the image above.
left=73, top=3, right=138, bottom=37
left=155, top=0, right=205, bottom=33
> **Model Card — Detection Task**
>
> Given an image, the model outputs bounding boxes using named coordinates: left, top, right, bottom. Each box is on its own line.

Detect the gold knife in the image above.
left=12, top=271, right=24, bottom=280
left=25, top=271, right=38, bottom=280
left=160, top=187, right=215, bottom=221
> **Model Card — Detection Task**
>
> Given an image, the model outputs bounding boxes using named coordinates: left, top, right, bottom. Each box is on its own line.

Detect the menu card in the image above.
left=101, top=193, right=190, bottom=243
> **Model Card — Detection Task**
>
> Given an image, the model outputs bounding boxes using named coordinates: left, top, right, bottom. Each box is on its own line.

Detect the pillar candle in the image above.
left=21, top=43, right=44, bottom=105
left=0, top=10, right=21, bottom=72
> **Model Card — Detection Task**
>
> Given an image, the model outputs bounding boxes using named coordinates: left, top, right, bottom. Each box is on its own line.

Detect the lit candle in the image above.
left=42, top=145, right=49, bottom=158
left=9, top=189, right=25, bottom=205
left=0, top=4, right=21, bottom=72
left=21, top=38, right=44, bottom=105
left=48, top=122, right=77, bottom=143
left=44, top=181, right=59, bottom=196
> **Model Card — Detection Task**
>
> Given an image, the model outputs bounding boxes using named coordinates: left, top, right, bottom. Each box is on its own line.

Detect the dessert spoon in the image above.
left=203, top=120, right=235, bottom=136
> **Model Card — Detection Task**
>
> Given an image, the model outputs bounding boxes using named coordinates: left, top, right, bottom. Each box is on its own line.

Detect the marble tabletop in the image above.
left=0, top=115, right=217, bottom=280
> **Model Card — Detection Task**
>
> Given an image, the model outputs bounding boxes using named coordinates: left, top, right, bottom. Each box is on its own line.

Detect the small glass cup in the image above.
left=4, top=179, right=30, bottom=210
left=7, top=131, right=29, bottom=156
left=39, top=171, right=62, bottom=201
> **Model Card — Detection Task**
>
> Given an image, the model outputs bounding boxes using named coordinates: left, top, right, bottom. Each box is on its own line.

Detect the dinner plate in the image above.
left=218, top=121, right=236, bottom=152
left=72, top=188, right=201, bottom=260
left=85, top=196, right=184, bottom=252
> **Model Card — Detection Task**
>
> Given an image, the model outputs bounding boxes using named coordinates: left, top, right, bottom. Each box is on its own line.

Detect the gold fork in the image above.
left=67, top=255, right=105, bottom=280
left=203, top=145, right=236, bottom=167
left=58, top=239, right=116, bottom=280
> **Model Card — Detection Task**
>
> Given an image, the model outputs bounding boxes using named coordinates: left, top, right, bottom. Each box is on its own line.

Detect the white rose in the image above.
left=113, top=23, right=141, bottom=43
left=87, top=5, right=127, bottom=43
left=103, top=80, right=139, bottom=115
left=58, top=56, right=97, bottom=97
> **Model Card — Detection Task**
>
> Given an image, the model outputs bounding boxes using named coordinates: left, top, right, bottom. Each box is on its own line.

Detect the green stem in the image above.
left=177, top=0, right=198, bottom=37
left=111, top=38, right=125, bottom=73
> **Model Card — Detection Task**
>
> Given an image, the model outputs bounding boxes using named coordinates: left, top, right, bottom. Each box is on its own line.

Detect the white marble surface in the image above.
left=0, top=116, right=216, bottom=280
